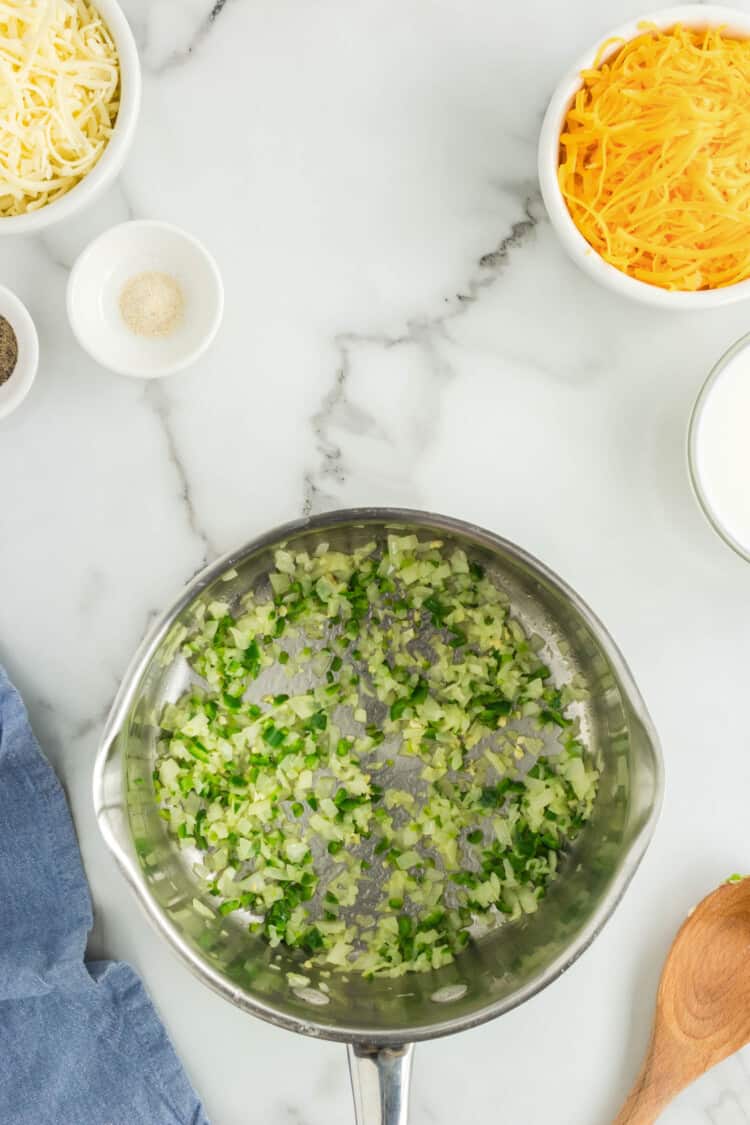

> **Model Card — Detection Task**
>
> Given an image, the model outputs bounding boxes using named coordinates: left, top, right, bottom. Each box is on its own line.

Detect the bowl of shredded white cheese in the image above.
left=0, top=0, right=141, bottom=234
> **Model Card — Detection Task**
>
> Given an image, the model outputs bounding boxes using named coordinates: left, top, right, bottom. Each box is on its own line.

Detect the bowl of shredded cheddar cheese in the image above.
left=0, top=0, right=141, bottom=234
left=539, top=6, right=750, bottom=307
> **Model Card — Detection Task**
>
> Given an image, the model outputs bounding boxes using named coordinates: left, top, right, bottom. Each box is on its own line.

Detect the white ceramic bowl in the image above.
left=0, top=0, right=141, bottom=236
left=66, top=220, right=224, bottom=378
left=688, top=333, right=750, bottom=563
left=538, top=6, right=750, bottom=309
left=0, top=287, right=39, bottom=420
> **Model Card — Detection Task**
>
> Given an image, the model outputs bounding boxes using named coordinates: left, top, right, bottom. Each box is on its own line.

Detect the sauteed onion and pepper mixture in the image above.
left=154, top=535, right=598, bottom=979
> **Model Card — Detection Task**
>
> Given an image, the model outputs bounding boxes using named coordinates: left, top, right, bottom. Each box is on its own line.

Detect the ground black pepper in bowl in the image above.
left=0, top=316, right=18, bottom=385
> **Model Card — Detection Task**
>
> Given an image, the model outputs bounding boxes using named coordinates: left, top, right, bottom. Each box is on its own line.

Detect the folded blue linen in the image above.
left=0, top=666, right=209, bottom=1125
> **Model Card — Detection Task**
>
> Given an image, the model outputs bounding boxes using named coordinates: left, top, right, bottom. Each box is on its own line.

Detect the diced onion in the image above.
left=155, top=536, right=599, bottom=978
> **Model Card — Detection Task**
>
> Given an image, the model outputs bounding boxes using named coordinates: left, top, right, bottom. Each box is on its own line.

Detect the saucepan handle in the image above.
left=347, top=1043, right=414, bottom=1125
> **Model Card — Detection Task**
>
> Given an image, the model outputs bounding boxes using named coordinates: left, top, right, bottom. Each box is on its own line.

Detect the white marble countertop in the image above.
left=2, top=1, right=750, bottom=1121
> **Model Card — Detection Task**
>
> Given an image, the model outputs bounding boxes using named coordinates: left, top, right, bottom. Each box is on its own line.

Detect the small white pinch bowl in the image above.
left=0, top=287, right=39, bottom=420
left=66, top=220, right=224, bottom=379
left=538, top=6, right=750, bottom=309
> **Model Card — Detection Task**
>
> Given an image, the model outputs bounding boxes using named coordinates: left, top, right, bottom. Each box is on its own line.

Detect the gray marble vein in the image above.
left=303, top=191, right=543, bottom=515
left=144, top=382, right=218, bottom=567
left=139, top=0, right=228, bottom=75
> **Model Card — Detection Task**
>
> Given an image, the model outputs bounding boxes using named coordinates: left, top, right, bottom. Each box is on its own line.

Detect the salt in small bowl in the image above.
left=66, top=220, right=224, bottom=378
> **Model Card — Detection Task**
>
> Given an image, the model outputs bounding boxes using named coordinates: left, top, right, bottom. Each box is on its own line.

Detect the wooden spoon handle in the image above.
left=612, top=1050, right=676, bottom=1125
left=613, top=1089, right=664, bottom=1125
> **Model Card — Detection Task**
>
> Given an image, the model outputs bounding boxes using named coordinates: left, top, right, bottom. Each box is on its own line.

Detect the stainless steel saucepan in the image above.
left=93, top=508, right=663, bottom=1124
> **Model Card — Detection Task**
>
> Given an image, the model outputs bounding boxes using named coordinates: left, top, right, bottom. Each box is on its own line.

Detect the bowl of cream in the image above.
left=689, top=334, right=750, bottom=561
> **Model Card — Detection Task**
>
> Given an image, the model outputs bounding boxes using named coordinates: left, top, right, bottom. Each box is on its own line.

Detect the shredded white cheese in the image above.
left=0, top=0, right=120, bottom=217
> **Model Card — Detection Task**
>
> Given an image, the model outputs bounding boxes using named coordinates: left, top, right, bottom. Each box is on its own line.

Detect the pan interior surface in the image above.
left=114, top=514, right=660, bottom=1040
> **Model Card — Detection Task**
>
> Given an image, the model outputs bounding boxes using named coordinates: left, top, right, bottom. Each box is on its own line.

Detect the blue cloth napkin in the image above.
left=0, top=666, right=210, bottom=1125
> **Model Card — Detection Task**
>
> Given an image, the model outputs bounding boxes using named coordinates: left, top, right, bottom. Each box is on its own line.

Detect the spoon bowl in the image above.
left=615, top=878, right=750, bottom=1124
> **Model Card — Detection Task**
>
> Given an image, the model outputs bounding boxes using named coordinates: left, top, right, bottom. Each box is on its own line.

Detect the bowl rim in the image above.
left=93, top=507, right=664, bottom=1045
left=66, top=218, right=225, bottom=379
left=0, top=285, right=39, bottom=420
left=688, top=332, right=750, bottom=563
left=0, top=0, right=142, bottom=235
left=538, top=5, right=750, bottom=309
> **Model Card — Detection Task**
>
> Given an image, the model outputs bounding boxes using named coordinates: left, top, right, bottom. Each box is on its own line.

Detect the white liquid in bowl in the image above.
left=693, top=345, right=750, bottom=557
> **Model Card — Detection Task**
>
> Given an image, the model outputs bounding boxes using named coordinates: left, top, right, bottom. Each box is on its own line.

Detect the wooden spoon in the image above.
left=614, top=878, right=750, bottom=1124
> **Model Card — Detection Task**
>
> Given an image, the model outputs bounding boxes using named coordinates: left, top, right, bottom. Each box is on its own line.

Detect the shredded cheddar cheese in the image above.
left=0, top=0, right=120, bottom=218
left=558, top=25, right=750, bottom=291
